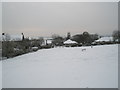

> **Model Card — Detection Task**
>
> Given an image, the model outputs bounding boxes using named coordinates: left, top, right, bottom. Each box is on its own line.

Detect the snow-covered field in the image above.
left=2, top=44, right=118, bottom=88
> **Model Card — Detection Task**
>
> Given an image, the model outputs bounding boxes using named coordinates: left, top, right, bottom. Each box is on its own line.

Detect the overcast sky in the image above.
left=2, top=2, right=118, bottom=37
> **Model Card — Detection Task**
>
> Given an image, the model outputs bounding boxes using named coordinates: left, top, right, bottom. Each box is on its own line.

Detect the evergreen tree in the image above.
left=21, top=33, right=25, bottom=41
left=66, top=32, right=71, bottom=40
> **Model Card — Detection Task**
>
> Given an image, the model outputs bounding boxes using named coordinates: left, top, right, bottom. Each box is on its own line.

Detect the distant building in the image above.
left=1, top=33, right=23, bottom=41
left=93, top=37, right=113, bottom=45
left=46, top=39, right=52, bottom=45
left=95, top=37, right=113, bottom=42
left=41, top=38, right=53, bottom=46
left=64, top=39, right=78, bottom=47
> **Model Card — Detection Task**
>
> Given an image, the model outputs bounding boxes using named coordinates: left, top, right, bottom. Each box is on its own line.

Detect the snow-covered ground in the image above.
left=2, top=44, right=118, bottom=88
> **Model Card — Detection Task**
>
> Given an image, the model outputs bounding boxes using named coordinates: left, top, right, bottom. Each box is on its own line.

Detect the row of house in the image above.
left=1, top=34, right=118, bottom=47
left=63, top=36, right=116, bottom=46
left=64, top=36, right=119, bottom=46
left=2, top=33, right=118, bottom=59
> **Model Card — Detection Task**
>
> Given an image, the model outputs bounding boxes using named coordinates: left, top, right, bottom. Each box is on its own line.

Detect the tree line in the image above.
left=52, top=32, right=99, bottom=46
left=2, top=30, right=120, bottom=59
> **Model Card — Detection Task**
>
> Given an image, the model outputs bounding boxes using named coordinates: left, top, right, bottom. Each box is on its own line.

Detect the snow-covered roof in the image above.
left=64, top=39, right=77, bottom=44
left=95, top=37, right=113, bottom=42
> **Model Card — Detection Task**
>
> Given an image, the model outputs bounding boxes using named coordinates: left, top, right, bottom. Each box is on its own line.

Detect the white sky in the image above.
left=2, top=2, right=119, bottom=37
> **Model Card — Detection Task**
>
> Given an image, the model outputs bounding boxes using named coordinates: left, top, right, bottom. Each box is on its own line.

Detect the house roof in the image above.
left=95, top=37, right=113, bottom=42
left=64, top=39, right=77, bottom=44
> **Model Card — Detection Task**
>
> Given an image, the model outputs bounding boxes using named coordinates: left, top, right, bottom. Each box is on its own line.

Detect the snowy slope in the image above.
left=2, top=44, right=118, bottom=88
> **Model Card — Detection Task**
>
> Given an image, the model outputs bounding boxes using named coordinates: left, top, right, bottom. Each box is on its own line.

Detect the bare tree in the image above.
left=38, top=37, right=44, bottom=45
left=52, top=34, right=60, bottom=39
left=52, top=34, right=64, bottom=46
left=112, top=30, right=120, bottom=42
left=2, top=33, right=11, bottom=41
